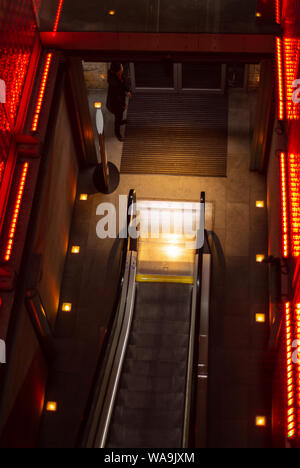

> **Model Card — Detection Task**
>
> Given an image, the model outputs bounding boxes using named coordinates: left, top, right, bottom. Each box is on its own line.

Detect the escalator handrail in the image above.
left=78, top=189, right=136, bottom=448
left=182, top=191, right=206, bottom=448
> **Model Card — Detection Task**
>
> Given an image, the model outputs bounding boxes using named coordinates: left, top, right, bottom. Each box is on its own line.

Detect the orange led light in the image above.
left=31, top=53, right=53, bottom=132
left=108, top=10, right=116, bottom=16
left=256, top=201, right=265, bottom=208
left=71, top=246, right=80, bottom=254
left=46, top=401, right=57, bottom=412
left=256, top=12, right=262, bottom=18
left=80, top=194, right=88, bottom=201
left=94, top=102, right=102, bottom=109
left=4, top=162, right=29, bottom=262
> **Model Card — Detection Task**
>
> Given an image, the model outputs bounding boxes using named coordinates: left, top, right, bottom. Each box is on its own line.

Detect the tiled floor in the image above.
left=39, top=88, right=270, bottom=448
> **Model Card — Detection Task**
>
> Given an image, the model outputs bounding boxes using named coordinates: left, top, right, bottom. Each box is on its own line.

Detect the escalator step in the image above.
left=117, top=389, right=185, bottom=410
left=134, top=304, right=191, bottom=322
left=107, top=424, right=182, bottom=448
left=127, top=344, right=187, bottom=363
left=135, top=283, right=193, bottom=305
left=112, top=406, right=183, bottom=430
left=132, top=319, right=190, bottom=335
left=119, top=373, right=186, bottom=393
left=129, top=331, right=189, bottom=349
left=122, top=359, right=186, bottom=378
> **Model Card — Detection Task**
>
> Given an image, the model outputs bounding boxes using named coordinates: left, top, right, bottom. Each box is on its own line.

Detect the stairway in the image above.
left=106, top=282, right=193, bottom=448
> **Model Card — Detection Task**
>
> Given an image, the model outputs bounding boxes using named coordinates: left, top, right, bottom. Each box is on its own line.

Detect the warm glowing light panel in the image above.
left=4, top=162, right=29, bottom=262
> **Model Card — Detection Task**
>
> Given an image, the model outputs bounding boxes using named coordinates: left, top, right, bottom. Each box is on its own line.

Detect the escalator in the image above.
left=82, top=190, right=211, bottom=449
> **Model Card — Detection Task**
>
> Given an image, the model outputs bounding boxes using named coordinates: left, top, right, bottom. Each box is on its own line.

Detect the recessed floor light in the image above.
left=256, top=416, right=266, bottom=426
left=256, top=255, right=265, bottom=263
left=256, top=313, right=266, bottom=323
left=46, top=401, right=57, bottom=412
left=62, top=303, right=72, bottom=312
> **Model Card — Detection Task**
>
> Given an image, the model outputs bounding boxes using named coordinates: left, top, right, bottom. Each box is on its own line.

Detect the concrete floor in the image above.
left=39, top=88, right=270, bottom=448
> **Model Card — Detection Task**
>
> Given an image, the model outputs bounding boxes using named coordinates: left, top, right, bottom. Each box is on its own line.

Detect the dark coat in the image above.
left=106, top=70, right=130, bottom=115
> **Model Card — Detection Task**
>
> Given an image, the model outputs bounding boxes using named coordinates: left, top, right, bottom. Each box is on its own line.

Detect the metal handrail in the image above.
left=79, top=189, right=136, bottom=448
left=182, top=192, right=205, bottom=448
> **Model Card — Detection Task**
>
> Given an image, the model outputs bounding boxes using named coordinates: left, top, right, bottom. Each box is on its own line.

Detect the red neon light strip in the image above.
left=287, top=154, right=300, bottom=257
left=283, top=39, right=300, bottom=121
left=276, top=37, right=285, bottom=120
left=285, top=302, right=296, bottom=439
left=4, top=162, right=29, bottom=262
left=31, top=53, right=53, bottom=132
left=280, top=152, right=289, bottom=258
left=295, top=303, right=300, bottom=437
left=275, top=0, right=281, bottom=24
left=53, top=0, right=64, bottom=33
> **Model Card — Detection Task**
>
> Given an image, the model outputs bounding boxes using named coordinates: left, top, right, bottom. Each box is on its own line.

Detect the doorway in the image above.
left=130, top=62, right=226, bottom=92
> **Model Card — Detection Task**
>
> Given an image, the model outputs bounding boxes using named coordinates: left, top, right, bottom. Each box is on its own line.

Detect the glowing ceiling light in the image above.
left=80, top=194, right=88, bottom=201
left=94, top=102, right=102, bottom=109
left=62, top=303, right=72, bottom=312
left=108, top=10, right=116, bottom=16
left=256, top=201, right=265, bottom=208
left=71, top=246, right=80, bottom=254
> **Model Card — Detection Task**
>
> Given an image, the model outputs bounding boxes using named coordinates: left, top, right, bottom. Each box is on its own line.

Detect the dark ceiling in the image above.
left=38, top=0, right=277, bottom=34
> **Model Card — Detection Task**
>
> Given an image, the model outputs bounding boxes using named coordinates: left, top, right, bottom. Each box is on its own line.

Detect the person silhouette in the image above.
left=106, top=63, right=132, bottom=142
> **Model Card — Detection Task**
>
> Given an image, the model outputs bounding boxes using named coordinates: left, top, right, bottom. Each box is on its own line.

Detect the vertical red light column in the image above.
left=285, top=302, right=296, bottom=439
left=280, top=152, right=289, bottom=258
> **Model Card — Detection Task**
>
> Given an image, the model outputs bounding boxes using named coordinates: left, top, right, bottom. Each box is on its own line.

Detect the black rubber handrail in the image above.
left=77, top=189, right=136, bottom=447
left=184, top=191, right=207, bottom=447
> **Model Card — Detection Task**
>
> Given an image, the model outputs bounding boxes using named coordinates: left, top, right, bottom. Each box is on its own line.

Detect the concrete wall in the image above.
left=0, top=304, right=48, bottom=447
left=33, top=89, right=79, bottom=329
left=267, top=123, right=281, bottom=259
